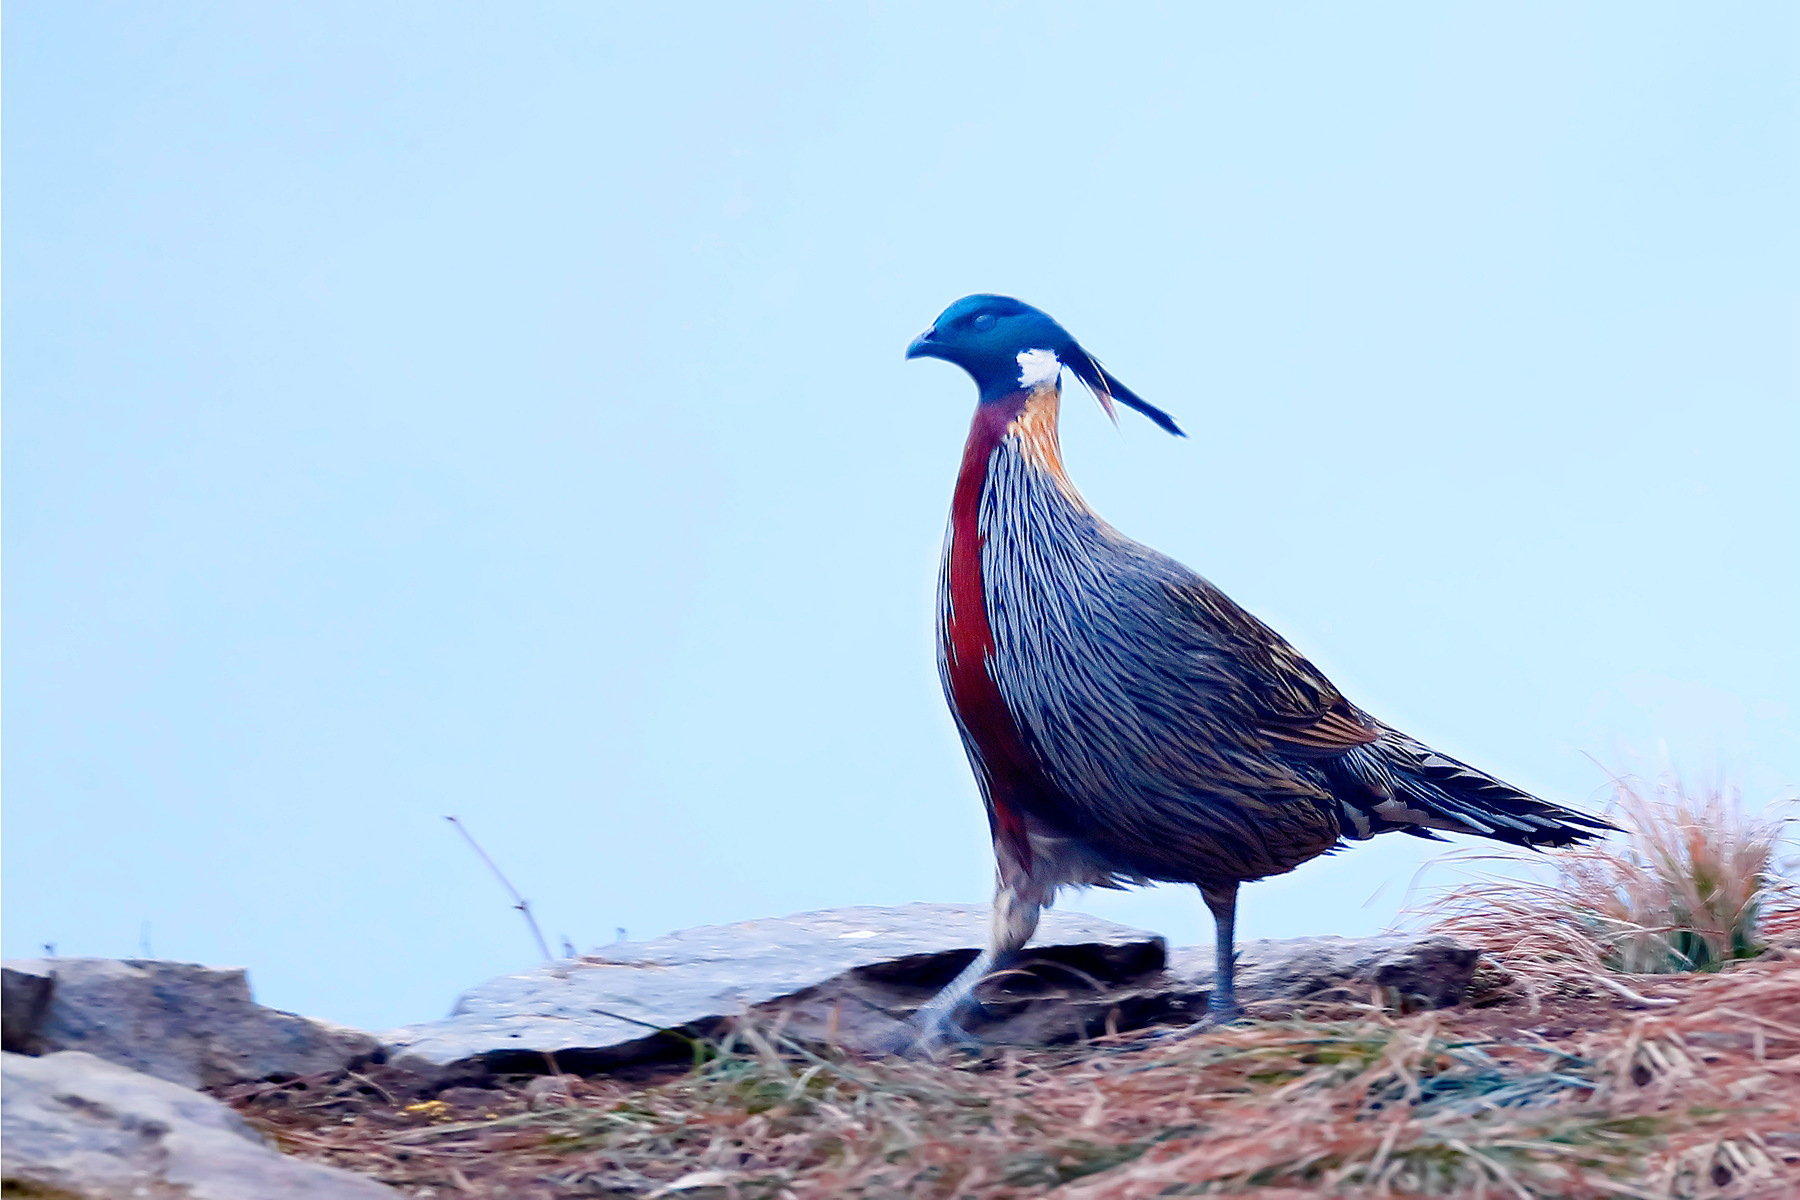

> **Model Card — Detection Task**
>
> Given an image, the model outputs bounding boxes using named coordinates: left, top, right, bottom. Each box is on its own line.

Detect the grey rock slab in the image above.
left=383, top=903, right=1166, bottom=1071
left=2, top=1050, right=398, bottom=1199
left=2, top=958, right=382, bottom=1090
left=3, top=963, right=55, bottom=1054
left=778, top=932, right=1483, bottom=1052
left=1167, top=934, right=1482, bottom=1012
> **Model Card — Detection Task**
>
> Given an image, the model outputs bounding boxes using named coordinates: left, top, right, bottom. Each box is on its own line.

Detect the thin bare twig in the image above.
left=445, top=815, right=554, bottom=962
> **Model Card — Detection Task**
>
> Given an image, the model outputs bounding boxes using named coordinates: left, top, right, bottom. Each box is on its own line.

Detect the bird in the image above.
left=904, top=293, right=1610, bottom=1045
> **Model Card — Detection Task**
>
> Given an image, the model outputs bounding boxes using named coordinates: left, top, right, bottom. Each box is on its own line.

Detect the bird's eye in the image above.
left=972, top=313, right=996, bottom=332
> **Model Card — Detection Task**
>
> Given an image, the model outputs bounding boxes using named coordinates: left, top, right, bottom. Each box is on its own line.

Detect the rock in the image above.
left=1167, top=934, right=1482, bottom=1012
left=382, top=909, right=1482, bottom=1072
left=383, top=903, right=1167, bottom=1071
left=3, top=924, right=1479, bottom=1097
left=1, top=1049, right=398, bottom=1198
left=1, top=959, right=382, bottom=1090
left=3, top=964, right=55, bottom=1054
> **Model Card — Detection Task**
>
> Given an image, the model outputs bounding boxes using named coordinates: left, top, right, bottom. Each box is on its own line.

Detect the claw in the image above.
left=907, top=1008, right=985, bottom=1059
left=904, top=945, right=1007, bottom=1058
left=1203, top=1001, right=1247, bottom=1028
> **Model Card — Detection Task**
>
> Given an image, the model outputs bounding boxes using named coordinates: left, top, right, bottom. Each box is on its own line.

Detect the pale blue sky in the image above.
left=6, top=3, right=1795, bottom=1032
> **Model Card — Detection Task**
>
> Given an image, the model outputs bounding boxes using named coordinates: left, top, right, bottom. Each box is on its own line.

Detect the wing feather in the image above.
left=1161, top=580, right=1378, bottom=755
left=979, top=441, right=1357, bottom=883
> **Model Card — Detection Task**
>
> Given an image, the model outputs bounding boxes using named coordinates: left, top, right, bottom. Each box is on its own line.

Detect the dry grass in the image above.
left=1414, top=776, right=1797, bottom=1007
left=230, top=776, right=1800, bottom=1198
left=237, top=961, right=1800, bottom=1198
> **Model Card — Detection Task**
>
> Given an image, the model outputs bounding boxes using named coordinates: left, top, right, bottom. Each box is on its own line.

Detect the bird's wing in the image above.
left=985, top=539, right=1357, bottom=882
left=978, top=449, right=1369, bottom=882
left=1159, top=578, right=1378, bottom=756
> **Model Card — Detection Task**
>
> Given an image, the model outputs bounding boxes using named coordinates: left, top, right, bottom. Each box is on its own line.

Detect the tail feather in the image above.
left=1326, top=726, right=1613, bottom=848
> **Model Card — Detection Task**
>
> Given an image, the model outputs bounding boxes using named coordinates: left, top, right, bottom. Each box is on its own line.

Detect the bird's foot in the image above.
left=1201, top=998, right=1246, bottom=1028
left=901, top=1007, right=987, bottom=1060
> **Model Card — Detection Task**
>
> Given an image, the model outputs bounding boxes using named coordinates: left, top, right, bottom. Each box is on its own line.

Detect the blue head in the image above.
left=906, top=294, right=1183, bottom=436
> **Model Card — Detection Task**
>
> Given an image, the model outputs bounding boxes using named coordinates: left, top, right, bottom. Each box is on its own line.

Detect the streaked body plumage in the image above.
left=908, top=294, right=1608, bottom=1042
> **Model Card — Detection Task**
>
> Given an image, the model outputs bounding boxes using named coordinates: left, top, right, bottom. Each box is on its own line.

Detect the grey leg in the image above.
left=910, top=946, right=1006, bottom=1051
left=911, top=882, right=1042, bottom=1054
left=1201, top=883, right=1243, bottom=1021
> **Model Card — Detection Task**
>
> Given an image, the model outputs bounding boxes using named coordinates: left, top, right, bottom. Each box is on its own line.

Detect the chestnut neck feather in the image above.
left=940, top=384, right=1078, bottom=869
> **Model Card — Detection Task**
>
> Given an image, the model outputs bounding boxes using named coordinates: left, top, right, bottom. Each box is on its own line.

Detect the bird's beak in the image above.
left=905, top=329, right=944, bottom=361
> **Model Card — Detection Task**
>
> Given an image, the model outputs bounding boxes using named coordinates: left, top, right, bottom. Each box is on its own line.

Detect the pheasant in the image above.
left=905, top=294, right=1609, bottom=1043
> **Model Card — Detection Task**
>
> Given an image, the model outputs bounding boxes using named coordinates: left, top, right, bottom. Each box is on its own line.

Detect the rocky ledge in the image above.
left=3, top=904, right=1478, bottom=1197
left=381, top=903, right=1478, bottom=1074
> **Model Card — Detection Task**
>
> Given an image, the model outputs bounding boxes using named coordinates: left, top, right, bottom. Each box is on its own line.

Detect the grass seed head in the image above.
left=1416, top=774, right=1797, bottom=996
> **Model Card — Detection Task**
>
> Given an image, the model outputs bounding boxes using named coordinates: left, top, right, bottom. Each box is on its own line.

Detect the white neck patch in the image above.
left=1016, top=348, right=1061, bottom=388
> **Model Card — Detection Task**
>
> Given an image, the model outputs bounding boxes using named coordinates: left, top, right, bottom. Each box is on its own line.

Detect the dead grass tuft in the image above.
left=1415, top=776, right=1797, bottom=1007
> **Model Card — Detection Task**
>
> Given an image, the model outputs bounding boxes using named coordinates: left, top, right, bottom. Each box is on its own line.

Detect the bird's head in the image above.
left=906, top=294, right=1183, bottom=436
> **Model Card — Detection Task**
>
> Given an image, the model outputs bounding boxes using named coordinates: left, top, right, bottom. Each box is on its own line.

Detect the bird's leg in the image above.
left=1201, top=883, right=1244, bottom=1021
left=911, top=882, right=1042, bottom=1054
left=909, top=947, right=1000, bottom=1052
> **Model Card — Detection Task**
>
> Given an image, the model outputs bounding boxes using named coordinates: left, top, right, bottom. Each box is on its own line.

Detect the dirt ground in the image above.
left=218, top=953, right=1800, bottom=1199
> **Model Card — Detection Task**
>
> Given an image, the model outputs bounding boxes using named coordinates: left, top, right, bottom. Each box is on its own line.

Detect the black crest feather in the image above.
left=1066, top=347, right=1184, bottom=437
